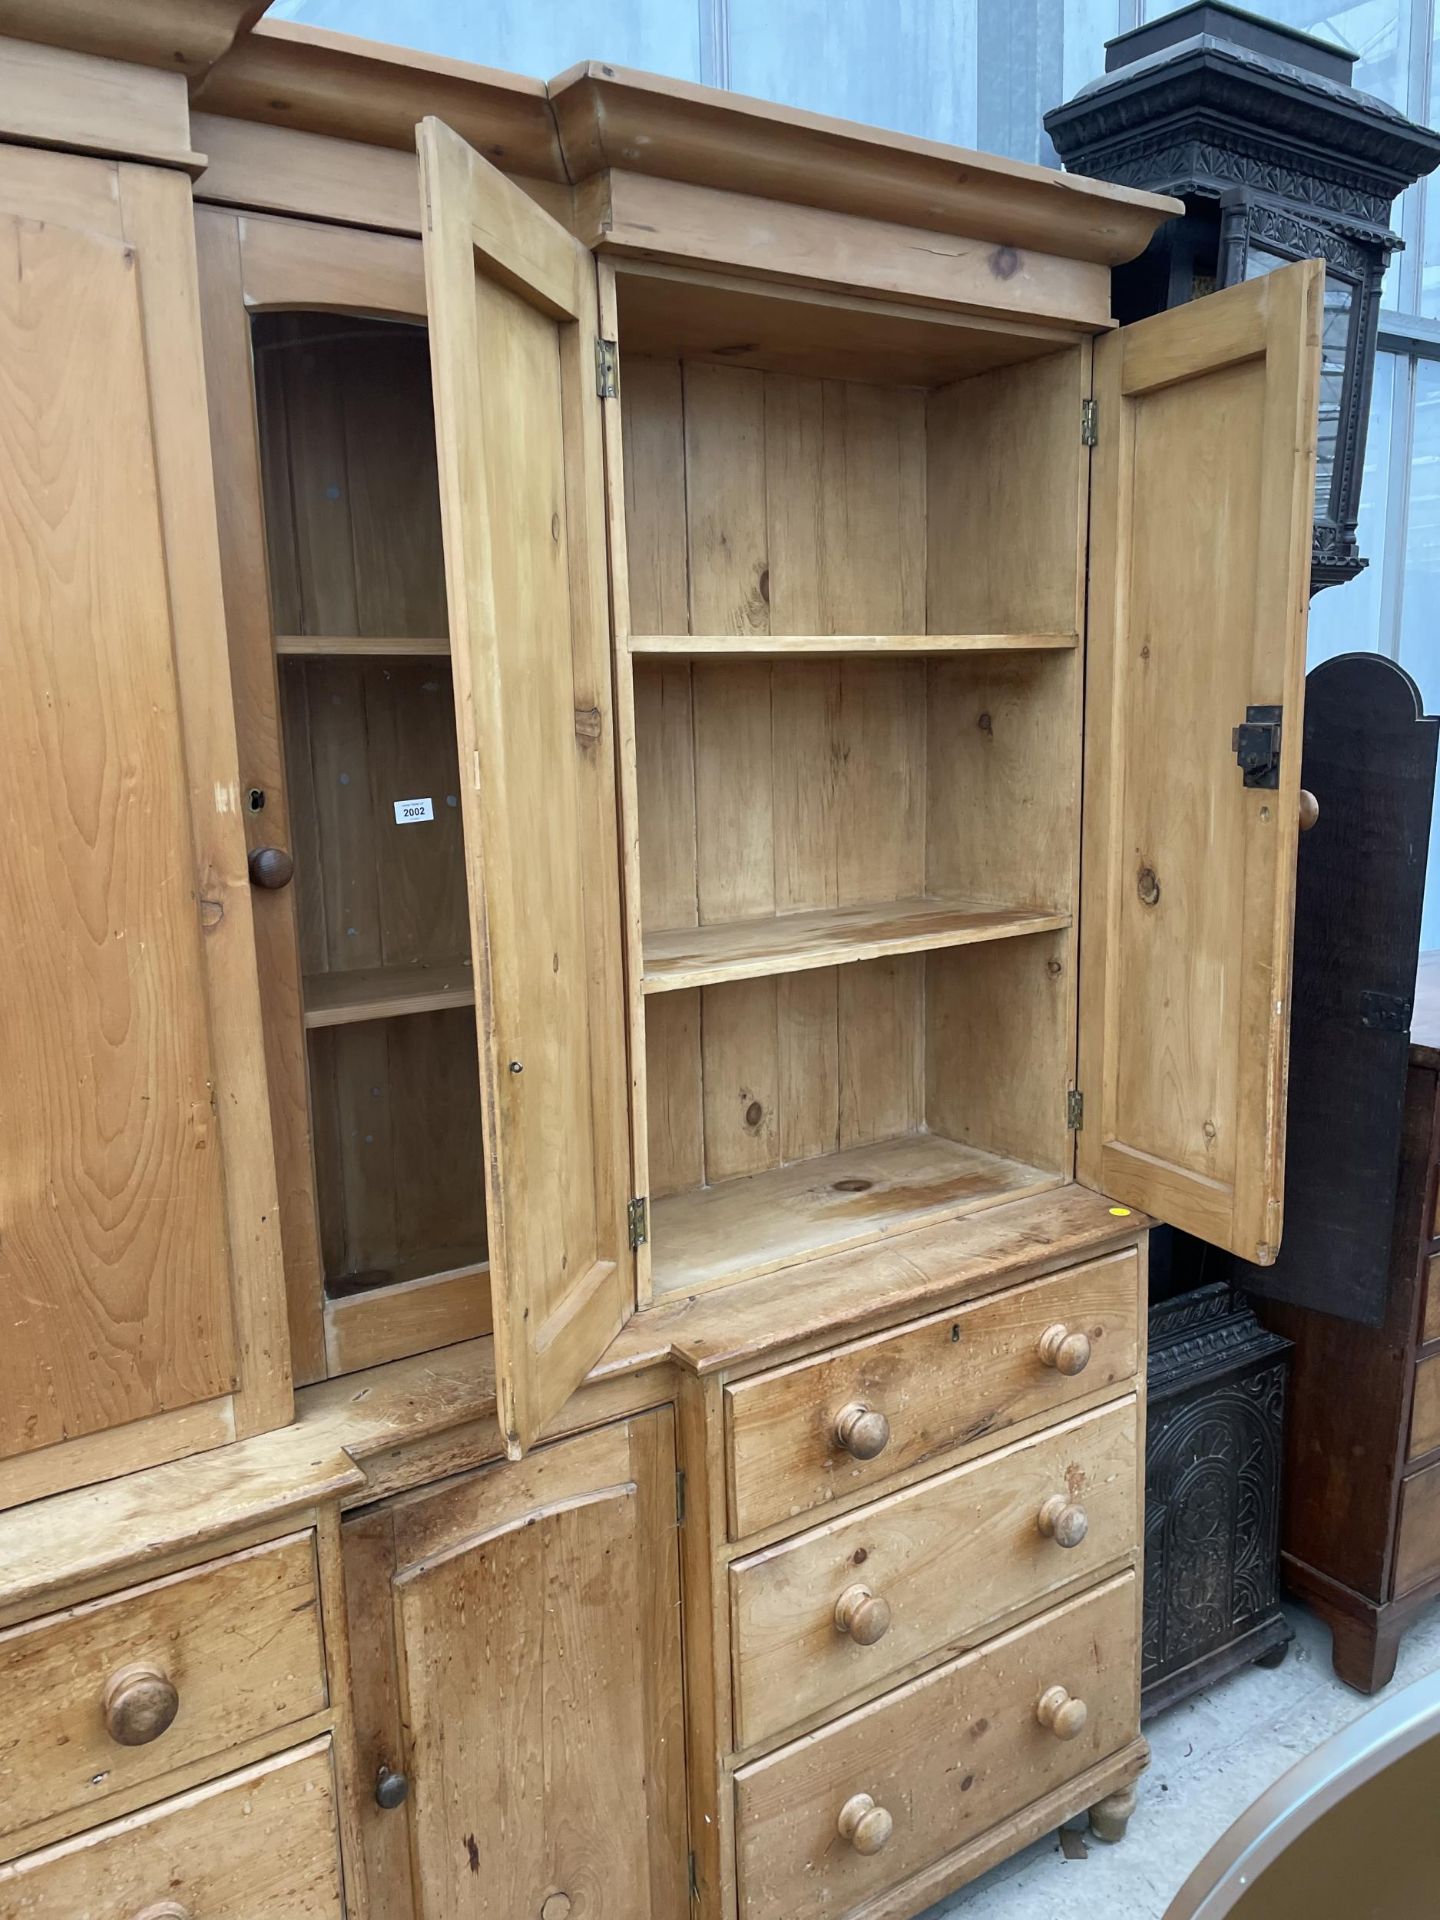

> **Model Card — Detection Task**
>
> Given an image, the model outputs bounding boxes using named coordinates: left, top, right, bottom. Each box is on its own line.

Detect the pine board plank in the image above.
left=643, top=899, right=1070, bottom=992
left=650, top=1131, right=1060, bottom=1296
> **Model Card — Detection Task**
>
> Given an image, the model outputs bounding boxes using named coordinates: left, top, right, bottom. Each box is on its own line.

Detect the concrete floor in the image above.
left=922, top=1597, right=1440, bottom=1919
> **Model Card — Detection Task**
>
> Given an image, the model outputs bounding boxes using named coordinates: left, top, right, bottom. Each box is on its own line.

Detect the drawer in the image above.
left=0, top=1534, right=327, bottom=1845
left=1410, top=1352, right=1440, bottom=1462
left=725, top=1248, right=1139, bottom=1537
left=0, top=1738, right=342, bottom=1919
left=730, top=1399, right=1137, bottom=1749
left=1395, top=1458, right=1440, bottom=1596
left=1422, top=1254, right=1440, bottom=1347
left=735, top=1572, right=1137, bottom=1920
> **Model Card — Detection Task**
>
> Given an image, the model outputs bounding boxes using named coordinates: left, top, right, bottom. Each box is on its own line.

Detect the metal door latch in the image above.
left=1232, top=706, right=1282, bottom=788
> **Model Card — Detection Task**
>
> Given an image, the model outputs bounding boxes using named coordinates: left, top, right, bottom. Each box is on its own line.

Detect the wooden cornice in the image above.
left=190, top=16, right=569, bottom=181
left=189, top=19, right=1176, bottom=266
left=0, top=0, right=270, bottom=77
left=548, top=62, right=1178, bottom=265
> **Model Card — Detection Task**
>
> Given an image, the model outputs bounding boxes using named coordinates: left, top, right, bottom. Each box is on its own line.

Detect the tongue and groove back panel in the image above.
left=617, top=343, right=1088, bottom=1294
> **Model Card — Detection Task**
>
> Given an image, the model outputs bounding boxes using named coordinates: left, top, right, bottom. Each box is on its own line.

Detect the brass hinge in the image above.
left=1081, top=398, right=1098, bottom=447
left=595, top=336, right=618, bottom=399
left=628, top=1195, right=648, bottom=1249
left=676, top=1468, right=687, bottom=1526
left=1066, top=1088, right=1084, bottom=1130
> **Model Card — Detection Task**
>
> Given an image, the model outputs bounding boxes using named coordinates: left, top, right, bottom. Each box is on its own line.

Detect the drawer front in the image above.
left=1410, top=1352, right=1440, bottom=1462
left=1423, top=1254, right=1440, bottom=1348
left=735, top=1572, right=1137, bottom=1920
left=0, top=1534, right=326, bottom=1844
left=725, top=1249, right=1139, bottom=1538
left=0, top=1738, right=342, bottom=1919
left=731, top=1399, right=1137, bottom=1749
left=1396, top=1459, right=1440, bottom=1596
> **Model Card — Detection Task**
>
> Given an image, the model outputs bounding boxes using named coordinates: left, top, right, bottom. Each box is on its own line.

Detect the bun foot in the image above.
left=1089, top=1784, right=1138, bottom=1845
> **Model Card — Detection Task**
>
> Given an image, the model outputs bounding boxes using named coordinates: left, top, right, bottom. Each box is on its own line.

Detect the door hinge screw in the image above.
left=596, top=336, right=618, bottom=398
left=628, top=1195, right=648, bottom=1248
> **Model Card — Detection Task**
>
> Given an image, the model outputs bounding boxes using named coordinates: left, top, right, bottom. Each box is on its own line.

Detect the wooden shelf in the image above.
left=642, top=898, right=1069, bottom=994
left=324, top=1242, right=489, bottom=1299
left=303, top=962, right=476, bottom=1029
left=628, top=632, right=1077, bottom=657
left=276, top=634, right=450, bottom=657
left=649, top=1131, right=1061, bottom=1297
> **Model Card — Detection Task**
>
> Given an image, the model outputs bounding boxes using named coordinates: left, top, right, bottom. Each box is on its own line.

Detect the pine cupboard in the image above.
left=0, top=16, right=1320, bottom=1920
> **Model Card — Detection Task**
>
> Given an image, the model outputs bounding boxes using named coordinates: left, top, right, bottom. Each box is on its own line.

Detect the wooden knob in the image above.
left=837, top=1792, right=893, bottom=1855
left=375, top=1764, right=410, bottom=1810
left=1036, top=1684, right=1088, bottom=1741
left=103, top=1665, right=179, bottom=1747
left=1037, top=1494, right=1089, bottom=1549
left=248, top=844, right=295, bottom=889
left=1036, top=1324, right=1091, bottom=1376
left=1298, top=789, right=1320, bottom=831
left=833, top=1403, right=891, bottom=1461
left=834, top=1584, right=893, bottom=1646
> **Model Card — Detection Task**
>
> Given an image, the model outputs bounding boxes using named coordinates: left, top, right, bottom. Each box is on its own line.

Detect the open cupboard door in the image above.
left=1078, top=260, right=1322, bottom=1265
left=418, top=118, right=632, bottom=1455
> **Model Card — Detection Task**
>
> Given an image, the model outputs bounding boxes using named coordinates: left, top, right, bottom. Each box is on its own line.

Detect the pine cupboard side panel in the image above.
left=600, top=267, right=659, bottom=1303
left=0, top=149, right=279, bottom=1467
left=117, top=165, right=291, bottom=1442
left=194, top=205, right=326, bottom=1385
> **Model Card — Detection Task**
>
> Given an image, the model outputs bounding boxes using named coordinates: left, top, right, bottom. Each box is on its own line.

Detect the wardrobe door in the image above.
left=1079, top=259, right=1321, bottom=1265
left=419, top=118, right=632, bottom=1456
left=196, top=208, right=497, bottom=1387
left=0, top=145, right=287, bottom=1501
left=342, top=1411, right=688, bottom=1920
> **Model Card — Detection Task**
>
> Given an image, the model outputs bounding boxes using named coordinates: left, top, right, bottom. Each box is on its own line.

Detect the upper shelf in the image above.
left=642, top=896, right=1069, bottom=994
left=629, top=632, right=1077, bottom=658
left=277, top=634, right=450, bottom=657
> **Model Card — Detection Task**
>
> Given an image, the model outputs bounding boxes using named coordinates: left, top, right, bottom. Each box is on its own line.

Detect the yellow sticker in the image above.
left=1108, top=1206, right=1132, bottom=1217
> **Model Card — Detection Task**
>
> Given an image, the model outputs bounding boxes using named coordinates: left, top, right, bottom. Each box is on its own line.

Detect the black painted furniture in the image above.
left=1142, top=1283, right=1291, bottom=1714
left=1046, top=0, right=1440, bottom=593
left=1248, top=656, right=1440, bottom=1690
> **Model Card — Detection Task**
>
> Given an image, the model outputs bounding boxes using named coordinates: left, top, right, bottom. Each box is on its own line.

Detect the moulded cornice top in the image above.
left=189, top=19, right=1177, bottom=263
left=546, top=61, right=1179, bottom=263
left=0, top=0, right=272, bottom=76
left=189, top=17, right=571, bottom=181
left=1047, top=30, right=1440, bottom=199
left=2, top=5, right=1179, bottom=262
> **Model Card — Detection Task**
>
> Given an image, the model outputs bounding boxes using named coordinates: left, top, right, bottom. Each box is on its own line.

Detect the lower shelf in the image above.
left=649, top=1130, right=1060, bottom=1297
left=322, top=1249, right=492, bottom=1376
left=303, top=961, right=476, bottom=1028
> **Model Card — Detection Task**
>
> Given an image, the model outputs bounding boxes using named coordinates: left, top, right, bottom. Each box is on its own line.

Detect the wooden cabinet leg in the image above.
left=1089, top=1784, right=1138, bottom=1845
left=1330, top=1611, right=1401, bottom=1694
